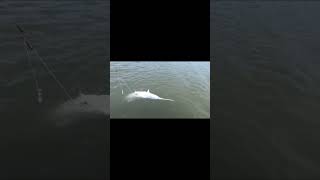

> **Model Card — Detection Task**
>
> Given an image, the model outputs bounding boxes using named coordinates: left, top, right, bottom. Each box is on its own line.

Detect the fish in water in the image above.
left=125, top=89, right=174, bottom=102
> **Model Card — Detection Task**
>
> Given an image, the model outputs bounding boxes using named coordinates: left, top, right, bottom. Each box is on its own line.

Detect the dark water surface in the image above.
left=0, top=0, right=109, bottom=178
left=212, top=2, right=320, bottom=179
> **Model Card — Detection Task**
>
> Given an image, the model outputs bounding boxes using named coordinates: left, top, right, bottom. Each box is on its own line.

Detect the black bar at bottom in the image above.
left=111, top=119, right=209, bottom=179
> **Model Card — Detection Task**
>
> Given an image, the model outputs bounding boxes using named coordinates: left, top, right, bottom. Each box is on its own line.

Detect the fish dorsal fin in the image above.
left=147, top=89, right=150, bottom=93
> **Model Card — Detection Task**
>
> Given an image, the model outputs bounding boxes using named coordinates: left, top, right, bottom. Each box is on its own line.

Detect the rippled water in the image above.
left=212, top=2, right=320, bottom=179
left=110, top=62, right=210, bottom=118
left=0, top=0, right=109, bottom=178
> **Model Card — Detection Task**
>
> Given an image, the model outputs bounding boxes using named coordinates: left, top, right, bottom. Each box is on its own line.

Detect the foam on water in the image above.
left=50, top=94, right=109, bottom=126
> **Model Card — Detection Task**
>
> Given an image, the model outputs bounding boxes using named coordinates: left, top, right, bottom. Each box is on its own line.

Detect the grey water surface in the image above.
left=110, top=61, right=210, bottom=118
left=212, top=2, right=320, bottom=179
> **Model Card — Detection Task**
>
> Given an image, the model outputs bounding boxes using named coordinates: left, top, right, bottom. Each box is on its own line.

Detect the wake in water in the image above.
left=49, top=93, right=109, bottom=126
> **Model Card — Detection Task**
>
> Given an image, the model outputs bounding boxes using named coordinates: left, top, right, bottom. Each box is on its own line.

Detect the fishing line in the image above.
left=23, top=38, right=40, bottom=100
left=114, top=66, right=133, bottom=94
left=33, top=49, right=73, bottom=101
left=118, top=78, right=133, bottom=93
left=17, top=24, right=73, bottom=102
